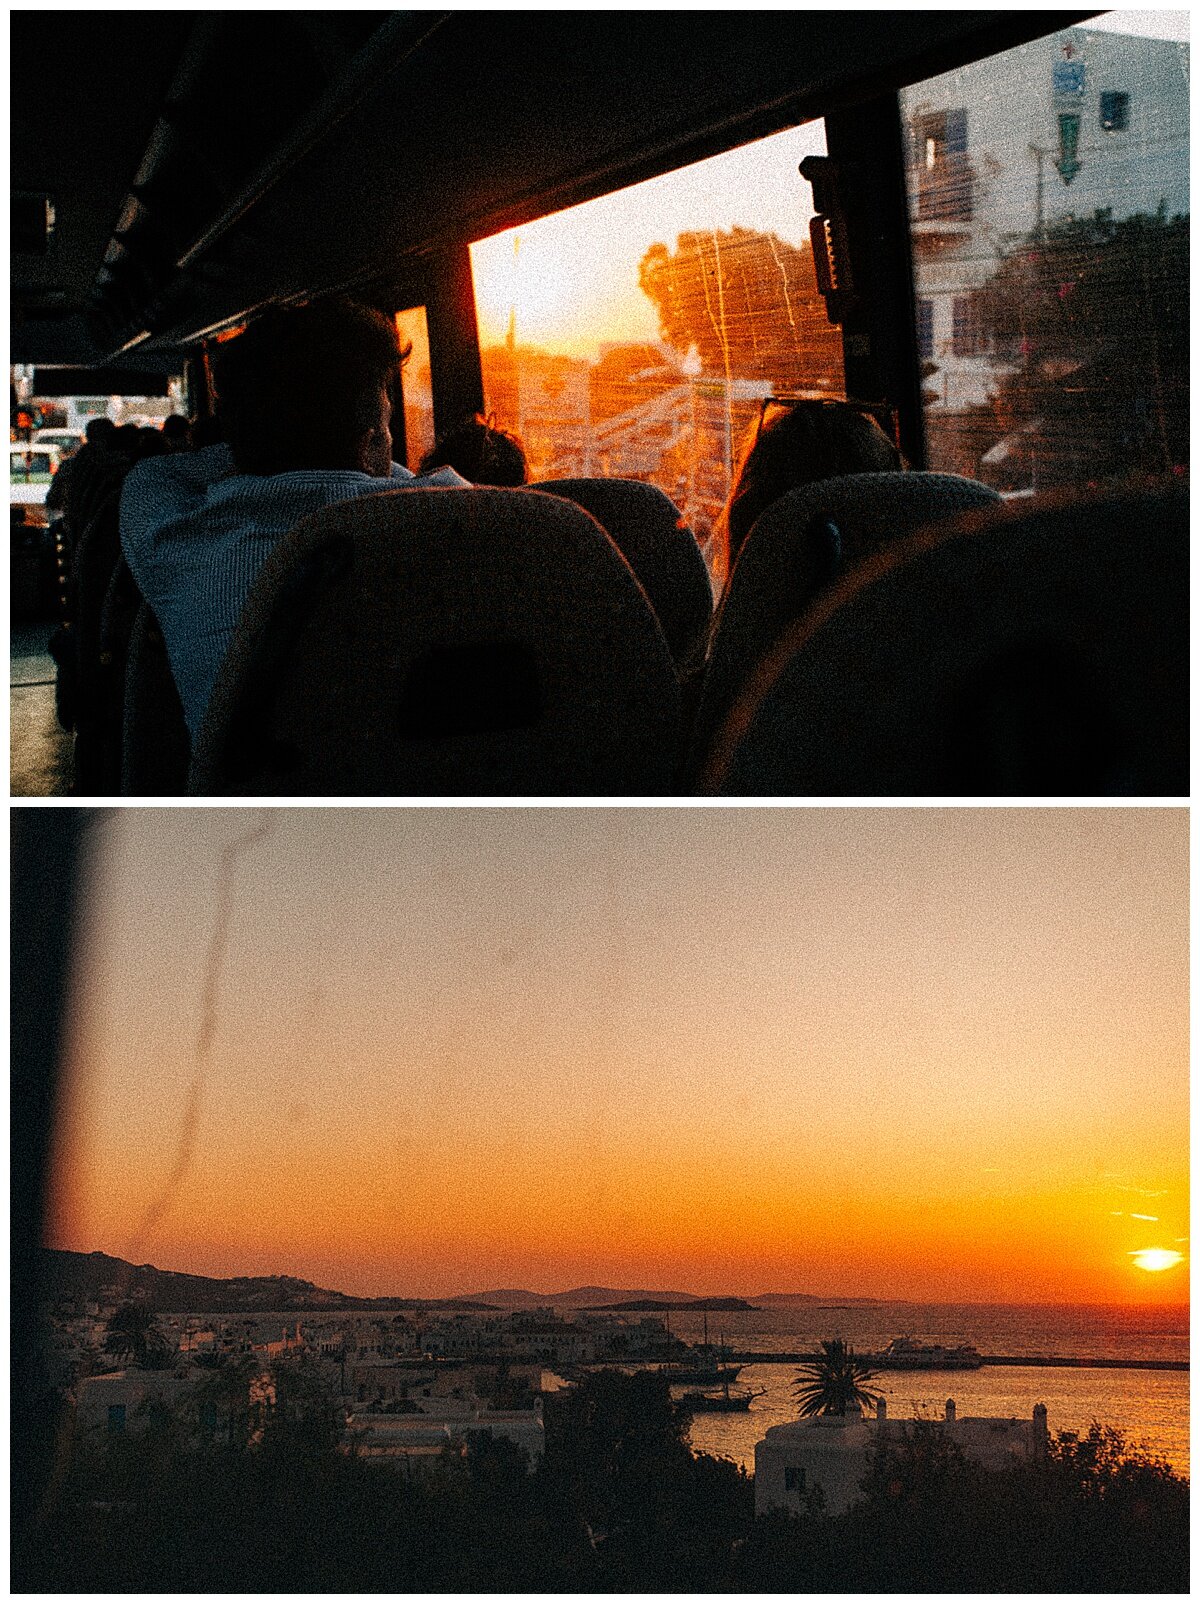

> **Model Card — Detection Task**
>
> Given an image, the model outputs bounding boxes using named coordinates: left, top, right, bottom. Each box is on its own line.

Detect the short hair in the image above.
left=723, top=401, right=903, bottom=571
left=420, top=414, right=528, bottom=486
left=114, top=424, right=144, bottom=454
left=213, top=298, right=407, bottom=475
left=160, top=414, right=191, bottom=442
left=132, top=428, right=167, bottom=460
left=85, top=417, right=116, bottom=445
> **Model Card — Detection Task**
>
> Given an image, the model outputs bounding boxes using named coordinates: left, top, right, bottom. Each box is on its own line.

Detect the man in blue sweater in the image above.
left=121, top=298, right=467, bottom=737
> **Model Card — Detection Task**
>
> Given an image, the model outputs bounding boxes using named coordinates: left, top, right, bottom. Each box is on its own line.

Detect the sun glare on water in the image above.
left=1130, top=1248, right=1184, bottom=1272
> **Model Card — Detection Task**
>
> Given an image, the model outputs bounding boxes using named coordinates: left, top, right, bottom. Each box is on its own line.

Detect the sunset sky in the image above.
left=469, top=120, right=828, bottom=359
left=50, top=808, right=1187, bottom=1308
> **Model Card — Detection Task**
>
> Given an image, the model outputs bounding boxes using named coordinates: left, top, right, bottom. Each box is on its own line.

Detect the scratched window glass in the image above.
left=52, top=809, right=1187, bottom=1316
left=470, top=121, right=844, bottom=581
left=900, top=16, right=1189, bottom=491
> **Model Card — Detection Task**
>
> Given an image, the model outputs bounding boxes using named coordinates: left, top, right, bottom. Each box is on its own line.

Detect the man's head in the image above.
left=213, top=299, right=407, bottom=476
left=160, top=414, right=192, bottom=452
left=85, top=416, right=117, bottom=448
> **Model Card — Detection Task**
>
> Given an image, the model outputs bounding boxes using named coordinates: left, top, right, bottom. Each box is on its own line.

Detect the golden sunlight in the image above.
left=472, top=228, right=580, bottom=349
left=1130, top=1248, right=1185, bottom=1273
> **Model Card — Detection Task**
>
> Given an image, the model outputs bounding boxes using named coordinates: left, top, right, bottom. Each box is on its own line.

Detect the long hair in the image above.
left=718, top=401, right=903, bottom=582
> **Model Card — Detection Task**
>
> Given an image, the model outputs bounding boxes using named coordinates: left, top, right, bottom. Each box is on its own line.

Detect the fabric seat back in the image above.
left=69, top=488, right=125, bottom=794
left=531, top=478, right=713, bottom=672
left=694, top=472, right=1000, bottom=765
left=701, top=483, right=1188, bottom=797
left=189, top=488, right=682, bottom=796
left=122, top=602, right=191, bottom=795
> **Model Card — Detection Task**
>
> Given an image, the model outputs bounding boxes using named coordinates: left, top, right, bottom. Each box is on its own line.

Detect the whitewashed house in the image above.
left=344, top=1395, right=545, bottom=1473
left=755, top=1397, right=1049, bottom=1517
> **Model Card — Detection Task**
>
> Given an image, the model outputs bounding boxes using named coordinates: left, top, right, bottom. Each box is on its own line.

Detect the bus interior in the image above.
left=10, top=9, right=1189, bottom=797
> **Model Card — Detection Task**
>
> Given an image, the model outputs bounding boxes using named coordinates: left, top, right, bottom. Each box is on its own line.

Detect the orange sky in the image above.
left=50, top=808, right=1188, bottom=1307
left=469, top=120, right=828, bottom=359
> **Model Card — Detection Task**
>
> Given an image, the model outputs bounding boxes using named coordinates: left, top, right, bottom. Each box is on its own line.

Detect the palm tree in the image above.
left=103, top=1302, right=171, bottom=1369
left=792, top=1338, right=882, bottom=1417
left=197, top=1352, right=259, bottom=1447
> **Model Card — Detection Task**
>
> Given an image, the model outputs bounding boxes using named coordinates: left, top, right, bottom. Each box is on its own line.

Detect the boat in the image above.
left=873, top=1338, right=983, bottom=1370
left=678, top=1383, right=765, bottom=1412
left=664, top=1314, right=741, bottom=1384
left=663, top=1362, right=743, bottom=1384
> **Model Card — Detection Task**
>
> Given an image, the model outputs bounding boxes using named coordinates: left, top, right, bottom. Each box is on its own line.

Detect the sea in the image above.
left=660, top=1302, right=1189, bottom=1479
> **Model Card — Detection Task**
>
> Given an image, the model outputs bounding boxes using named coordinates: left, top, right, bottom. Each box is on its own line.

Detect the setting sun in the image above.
left=1130, top=1249, right=1185, bottom=1273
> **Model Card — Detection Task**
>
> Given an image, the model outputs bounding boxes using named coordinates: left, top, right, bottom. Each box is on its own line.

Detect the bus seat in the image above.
left=122, top=603, right=191, bottom=795
left=70, top=487, right=125, bottom=794
left=63, top=454, right=127, bottom=550
left=188, top=488, right=683, bottom=797
left=700, top=482, right=1188, bottom=797
left=693, top=471, right=1000, bottom=766
left=530, top=478, right=714, bottom=673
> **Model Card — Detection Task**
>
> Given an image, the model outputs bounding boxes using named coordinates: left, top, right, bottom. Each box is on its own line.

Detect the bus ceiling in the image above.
left=12, top=11, right=1098, bottom=365
left=19, top=366, right=181, bottom=398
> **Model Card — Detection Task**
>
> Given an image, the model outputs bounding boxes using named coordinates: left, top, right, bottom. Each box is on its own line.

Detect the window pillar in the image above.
left=425, top=243, right=485, bottom=435
left=823, top=95, right=926, bottom=469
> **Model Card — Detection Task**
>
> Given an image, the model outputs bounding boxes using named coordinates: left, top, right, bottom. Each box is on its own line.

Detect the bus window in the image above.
left=469, top=121, right=843, bottom=568
left=394, top=307, right=435, bottom=474
left=11, top=449, right=57, bottom=485
left=900, top=15, right=1189, bottom=493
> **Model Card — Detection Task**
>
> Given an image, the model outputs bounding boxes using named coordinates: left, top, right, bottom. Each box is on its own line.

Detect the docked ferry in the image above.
left=873, top=1338, right=983, bottom=1370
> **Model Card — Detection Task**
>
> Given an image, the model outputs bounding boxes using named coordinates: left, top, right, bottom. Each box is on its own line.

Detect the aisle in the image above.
left=11, top=624, right=73, bottom=796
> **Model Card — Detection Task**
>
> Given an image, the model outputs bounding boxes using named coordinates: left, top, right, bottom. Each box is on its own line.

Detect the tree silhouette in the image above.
left=103, top=1303, right=171, bottom=1370
left=792, top=1338, right=882, bottom=1417
left=265, top=1353, right=341, bottom=1455
left=957, top=208, right=1188, bottom=489
left=638, top=228, right=841, bottom=390
left=195, top=1352, right=259, bottom=1447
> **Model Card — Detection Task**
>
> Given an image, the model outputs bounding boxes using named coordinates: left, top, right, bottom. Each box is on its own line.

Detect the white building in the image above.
left=345, top=1395, right=545, bottom=1472
left=345, top=1357, right=441, bottom=1405
left=423, top=1311, right=600, bottom=1364
left=755, top=1397, right=1049, bottom=1517
left=905, top=22, right=1189, bottom=415
left=75, top=1370, right=209, bottom=1438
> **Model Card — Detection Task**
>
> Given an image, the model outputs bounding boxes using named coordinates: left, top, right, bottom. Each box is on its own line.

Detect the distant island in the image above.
left=754, top=1293, right=886, bottom=1307
left=592, top=1297, right=757, bottom=1312
left=42, top=1252, right=859, bottom=1315
left=44, top=1251, right=909, bottom=1316
left=459, top=1286, right=761, bottom=1310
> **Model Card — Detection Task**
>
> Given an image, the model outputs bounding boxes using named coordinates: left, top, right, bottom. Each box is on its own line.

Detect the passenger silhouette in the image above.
left=119, top=298, right=468, bottom=736
left=419, top=413, right=529, bottom=486
left=720, top=397, right=902, bottom=579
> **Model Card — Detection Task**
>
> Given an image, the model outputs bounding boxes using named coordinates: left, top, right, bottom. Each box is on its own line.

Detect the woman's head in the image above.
left=721, top=399, right=903, bottom=577
left=419, top=414, right=528, bottom=486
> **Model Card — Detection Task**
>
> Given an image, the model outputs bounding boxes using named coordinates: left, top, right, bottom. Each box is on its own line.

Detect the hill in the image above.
left=465, top=1286, right=757, bottom=1310
left=42, top=1253, right=774, bottom=1315
left=39, top=1251, right=497, bottom=1314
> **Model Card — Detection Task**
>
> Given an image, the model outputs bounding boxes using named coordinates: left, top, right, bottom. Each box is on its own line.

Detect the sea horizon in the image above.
left=44, top=1246, right=1190, bottom=1316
